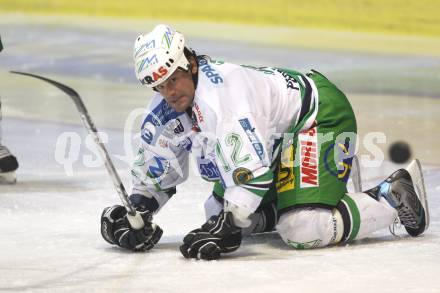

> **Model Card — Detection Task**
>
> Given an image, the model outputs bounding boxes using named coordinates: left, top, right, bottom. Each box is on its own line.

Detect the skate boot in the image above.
left=365, top=159, right=429, bottom=237
left=0, top=145, right=18, bottom=184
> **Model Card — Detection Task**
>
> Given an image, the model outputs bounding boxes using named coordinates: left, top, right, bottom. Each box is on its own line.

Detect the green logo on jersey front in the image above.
left=133, top=149, right=146, bottom=166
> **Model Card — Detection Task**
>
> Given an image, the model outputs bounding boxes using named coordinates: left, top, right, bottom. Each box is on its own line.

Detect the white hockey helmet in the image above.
left=133, top=24, right=190, bottom=88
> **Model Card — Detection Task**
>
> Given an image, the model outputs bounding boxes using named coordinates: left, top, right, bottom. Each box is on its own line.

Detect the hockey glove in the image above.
left=100, top=205, right=163, bottom=251
left=180, top=212, right=242, bottom=260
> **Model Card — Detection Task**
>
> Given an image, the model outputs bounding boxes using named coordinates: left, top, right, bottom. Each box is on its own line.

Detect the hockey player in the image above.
left=100, top=24, right=429, bottom=259
left=0, top=35, right=19, bottom=184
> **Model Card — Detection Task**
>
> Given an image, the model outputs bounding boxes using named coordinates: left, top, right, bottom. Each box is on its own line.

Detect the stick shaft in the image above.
left=10, top=71, right=139, bottom=217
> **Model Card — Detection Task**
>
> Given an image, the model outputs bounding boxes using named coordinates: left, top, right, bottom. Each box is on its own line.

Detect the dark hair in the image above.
left=184, top=47, right=211, bottom=64
left=183, top=47, right=211, bottom=89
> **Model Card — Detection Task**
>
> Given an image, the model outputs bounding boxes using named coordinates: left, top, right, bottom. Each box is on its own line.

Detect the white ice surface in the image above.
left=0, top=117, right=439, bottom=293
left=0, top=19, right=440, bottom=293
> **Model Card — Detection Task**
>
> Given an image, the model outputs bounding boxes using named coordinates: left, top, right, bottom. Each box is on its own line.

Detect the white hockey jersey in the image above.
left=131, top=58, right=319, bottom=213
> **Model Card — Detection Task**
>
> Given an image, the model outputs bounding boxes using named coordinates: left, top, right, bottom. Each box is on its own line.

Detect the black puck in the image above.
left=389, top=141, right=411, bottom=164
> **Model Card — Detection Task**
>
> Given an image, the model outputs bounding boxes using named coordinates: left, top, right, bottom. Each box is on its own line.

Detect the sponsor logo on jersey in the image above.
left=190, top=110, right=201, bottom=132
left=286, top=239, right=322, bottom=249
left=232, top=167, right=254, bottom=184
left=149, top=156, right=170, bottom=179
left=141, top=100, right=181, bottom=144
left=198, top=58, right=223, bottom=84
left=324, top=141, right=353, bottom=183
left=239, top=118, right=265, bottom=161
left=193, top=102, right=204, bottom=123
left=141, top=122, right=156, bottom=144
left=299, top=124, right=319, bottom=188
left=330, top=215, right=338, bottom=243
left=198, top=159, right=221, bottom=181
left=275, top=69, right=301, bottom=90
left=178, top=137, right=193, bottom=151
left=133, top=149, right=146, bottom=166
left=173, top=118, right=184, bottom=134
left=276, top=144, right=295, bottom=193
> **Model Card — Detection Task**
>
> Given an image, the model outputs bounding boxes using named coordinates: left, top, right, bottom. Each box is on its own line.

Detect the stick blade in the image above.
left=10, top=71, right=80, bottom=98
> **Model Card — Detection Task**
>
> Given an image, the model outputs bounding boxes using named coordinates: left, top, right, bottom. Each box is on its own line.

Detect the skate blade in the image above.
left=405, top=159, right=429, bottom=230
left=0, top=171, right=17, bottom=184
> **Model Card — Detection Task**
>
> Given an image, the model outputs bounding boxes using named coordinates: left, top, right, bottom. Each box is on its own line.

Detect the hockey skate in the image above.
left=366, top=159, right=429, bottom=237
left=0, top=145, right=18, bottom=184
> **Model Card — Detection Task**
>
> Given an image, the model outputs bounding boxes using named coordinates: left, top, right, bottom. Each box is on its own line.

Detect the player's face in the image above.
left=155, top=59, right=197, bottom=112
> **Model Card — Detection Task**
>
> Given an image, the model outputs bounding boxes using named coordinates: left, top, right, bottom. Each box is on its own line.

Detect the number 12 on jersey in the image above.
left=215, top=133, right=252, bottom=172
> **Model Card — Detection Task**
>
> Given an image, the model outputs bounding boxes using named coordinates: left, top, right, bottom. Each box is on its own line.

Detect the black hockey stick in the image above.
left=11, top=71, right=145, bottom=229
